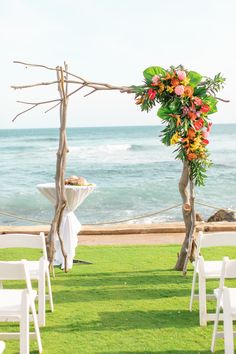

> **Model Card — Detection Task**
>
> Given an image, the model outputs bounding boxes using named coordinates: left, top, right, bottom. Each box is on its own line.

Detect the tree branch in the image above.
left=12, top=104, right=38, bottom=122
left=17, top=99, right=61, bottom=105
left=11, top=80, right=83, bottom=90
left=13, top=61, right=59, bottom=72
left=11, top=81, right=60, bottom=89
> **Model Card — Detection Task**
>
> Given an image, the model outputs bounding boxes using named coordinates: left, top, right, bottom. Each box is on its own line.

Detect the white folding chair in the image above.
left=0, top=232, right=54, bottom=326
left=211, top=257, right=236, bottom=353
left=0, top=341, right=5, bottom=353
left=189, top=231, right=236, bottom=326
left=0, top=260, right=42, bottom=354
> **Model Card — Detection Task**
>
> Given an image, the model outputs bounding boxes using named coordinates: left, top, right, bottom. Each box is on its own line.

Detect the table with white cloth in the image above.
left=37, top=183, right=95, bottom=269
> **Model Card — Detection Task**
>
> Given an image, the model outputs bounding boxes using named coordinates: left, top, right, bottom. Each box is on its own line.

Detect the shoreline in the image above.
left=1, top=221, right=236, bottom=246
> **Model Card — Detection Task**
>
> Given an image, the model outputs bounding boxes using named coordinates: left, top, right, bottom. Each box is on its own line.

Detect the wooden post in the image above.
left=47, top=64, right=69, bottom=272
left=174, top=161, right=196, bottom=272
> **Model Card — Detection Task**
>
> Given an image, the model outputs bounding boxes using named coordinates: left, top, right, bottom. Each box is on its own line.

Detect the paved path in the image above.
left=1, top=222, right=236, bottom=246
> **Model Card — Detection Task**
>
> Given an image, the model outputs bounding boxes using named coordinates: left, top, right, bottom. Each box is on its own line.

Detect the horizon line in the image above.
left=1, top=122, right=236, bottom=130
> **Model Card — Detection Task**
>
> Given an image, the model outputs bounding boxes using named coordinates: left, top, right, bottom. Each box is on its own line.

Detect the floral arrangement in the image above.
left=134, top=65, right=225, bottom=186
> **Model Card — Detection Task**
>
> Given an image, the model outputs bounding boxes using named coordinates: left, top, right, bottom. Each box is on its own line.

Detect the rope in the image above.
left=0, top=203, right=182, bottom=225
left=0, top=210, right=49, bottom=225
left=196, top=201, right=236, bottom=212
left=0, top=201, right=235, bottom=226
left=90, top=203, right=182, bottom=225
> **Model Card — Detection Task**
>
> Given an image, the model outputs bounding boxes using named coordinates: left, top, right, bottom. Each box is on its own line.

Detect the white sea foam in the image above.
left=68, top=143, right=132, bottom=154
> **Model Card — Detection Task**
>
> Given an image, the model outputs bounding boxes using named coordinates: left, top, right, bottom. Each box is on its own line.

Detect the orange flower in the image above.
left=187, top=152, right=197, bottom=160
left=163, top=72, right=175, bottom=81
left=169, top=114, right=181, bottom=127
left=187, top=128, right=196, bottom=140
left=171, top=78, right=180, bottom=87
left=182, top=137, right=190, bottom=152
left=188, top=111, right=197, bottom=121
left=184, top=86, right=194, bottom=97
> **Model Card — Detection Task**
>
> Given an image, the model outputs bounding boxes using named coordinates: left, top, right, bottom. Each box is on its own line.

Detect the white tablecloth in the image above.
left=37, top=183, right=95, bottom=269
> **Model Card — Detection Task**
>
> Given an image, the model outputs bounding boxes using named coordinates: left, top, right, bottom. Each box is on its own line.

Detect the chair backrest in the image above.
left=0, top=260, right=35, bottom=309
left=0, top=259, right=32, bottom=288
left=0, top=233, right=47, bottom=259
left=196, top=231, right=236, bottom=256
left=218, top=257, right=236, bottom=290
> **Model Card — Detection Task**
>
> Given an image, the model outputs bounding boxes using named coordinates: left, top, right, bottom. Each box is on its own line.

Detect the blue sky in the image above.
left=1, top=0, right=236, bottom=128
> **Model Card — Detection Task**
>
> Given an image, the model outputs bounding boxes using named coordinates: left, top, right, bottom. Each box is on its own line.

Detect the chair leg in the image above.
left=46, top=269, right=54, bottom=312
left=38, top=276, right=46, bottom=327
left=189, top=267, right=197, bottom=311
left=199, top=272, right=207, bottom=326
left=30, top=296, right=42, bottom=353
left=211, top=298, right=222, bottom=352
left=223, top=290, right=234, bottom=354
left=20, top=290, right=29, bottom=354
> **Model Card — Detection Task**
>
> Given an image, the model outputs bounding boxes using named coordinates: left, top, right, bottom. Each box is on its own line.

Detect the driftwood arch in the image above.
left=12, top=61, right=215, bottom=273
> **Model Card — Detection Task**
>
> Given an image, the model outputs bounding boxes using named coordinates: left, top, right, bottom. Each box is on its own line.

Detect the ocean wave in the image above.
left=67, top=144, right=132, bottom=154
left=130, top=144, right=156, bottom=151
left=212, top=163, right=236, bottom=170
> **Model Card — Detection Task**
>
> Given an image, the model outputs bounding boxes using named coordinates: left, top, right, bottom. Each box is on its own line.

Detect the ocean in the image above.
left=0, top=124, right=236, bottom=226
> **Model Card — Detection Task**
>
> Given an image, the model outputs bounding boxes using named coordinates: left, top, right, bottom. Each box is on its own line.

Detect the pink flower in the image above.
left=196, top=111, right=201, bottom=117
left=174, top=85, right=185, bottom=96
left=152, top=75, right=160, bottom=85
left=148, top=88, right=157, bottom=100
left=177, top=71, right=186, bottom=81
left=202, top=129, right=210, bottom=139
left=182, top=106, right=189, bottom=116
left=207, top=122, right=212, bottom=132
left=194, top=97, right=202, bottom=106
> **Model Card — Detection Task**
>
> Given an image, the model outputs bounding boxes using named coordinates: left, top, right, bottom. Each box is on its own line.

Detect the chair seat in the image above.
left=0, top=289, right=37, bottom=314
left=194, top=260, right=223, bottom=278
left=214, top=288, right=236, bottom=315
left=27, top=260, right=49, bottom=279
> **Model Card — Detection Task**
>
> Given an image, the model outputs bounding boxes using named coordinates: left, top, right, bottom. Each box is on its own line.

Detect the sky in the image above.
left=1, top=0, right=236, bottom=129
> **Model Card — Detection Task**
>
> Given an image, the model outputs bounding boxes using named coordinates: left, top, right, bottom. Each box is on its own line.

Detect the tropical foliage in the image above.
left=133, top=65, right=225, bottom=186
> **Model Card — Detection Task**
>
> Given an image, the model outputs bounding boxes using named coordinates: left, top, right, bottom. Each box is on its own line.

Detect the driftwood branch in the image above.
left=174, top=162, right=191, bottom=271
left=174, top=162, right=197, bottom=273
left=11, top=81, right=60, bottom=90
left=13, top=61, right=60, bottom=72
left=12, top=104, right=38, bottom=122
left=47, top=64, right=69, bottom=272
left=11, top=80, right=83, bottom=90
left=12, top=98, right=61, bottom=121
left=182, top=178, right=196, bottom=275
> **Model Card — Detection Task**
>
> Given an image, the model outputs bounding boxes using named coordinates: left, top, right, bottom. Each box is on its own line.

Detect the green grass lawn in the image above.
left=0, top=244, right=236, bottom=354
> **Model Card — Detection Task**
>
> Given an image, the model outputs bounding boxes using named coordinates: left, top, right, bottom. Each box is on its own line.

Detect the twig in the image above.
left=13, top=98, right=62, bottom=121
left=84, top=89, right=96, bottom=97
left=13, top=61, right=59, bottom=72
left=17, top=99, right=60, bottom=105
left=45, top=102, right=60, bottom=114
left=11, top=80, right=83, bottom=90
left=11, top=81, right=60, bottom=90
left=45, top=84, right=87, bottom=113
left=12, top=104, right=38, bottom=122
left=13, top=60, right=86, bottom=84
